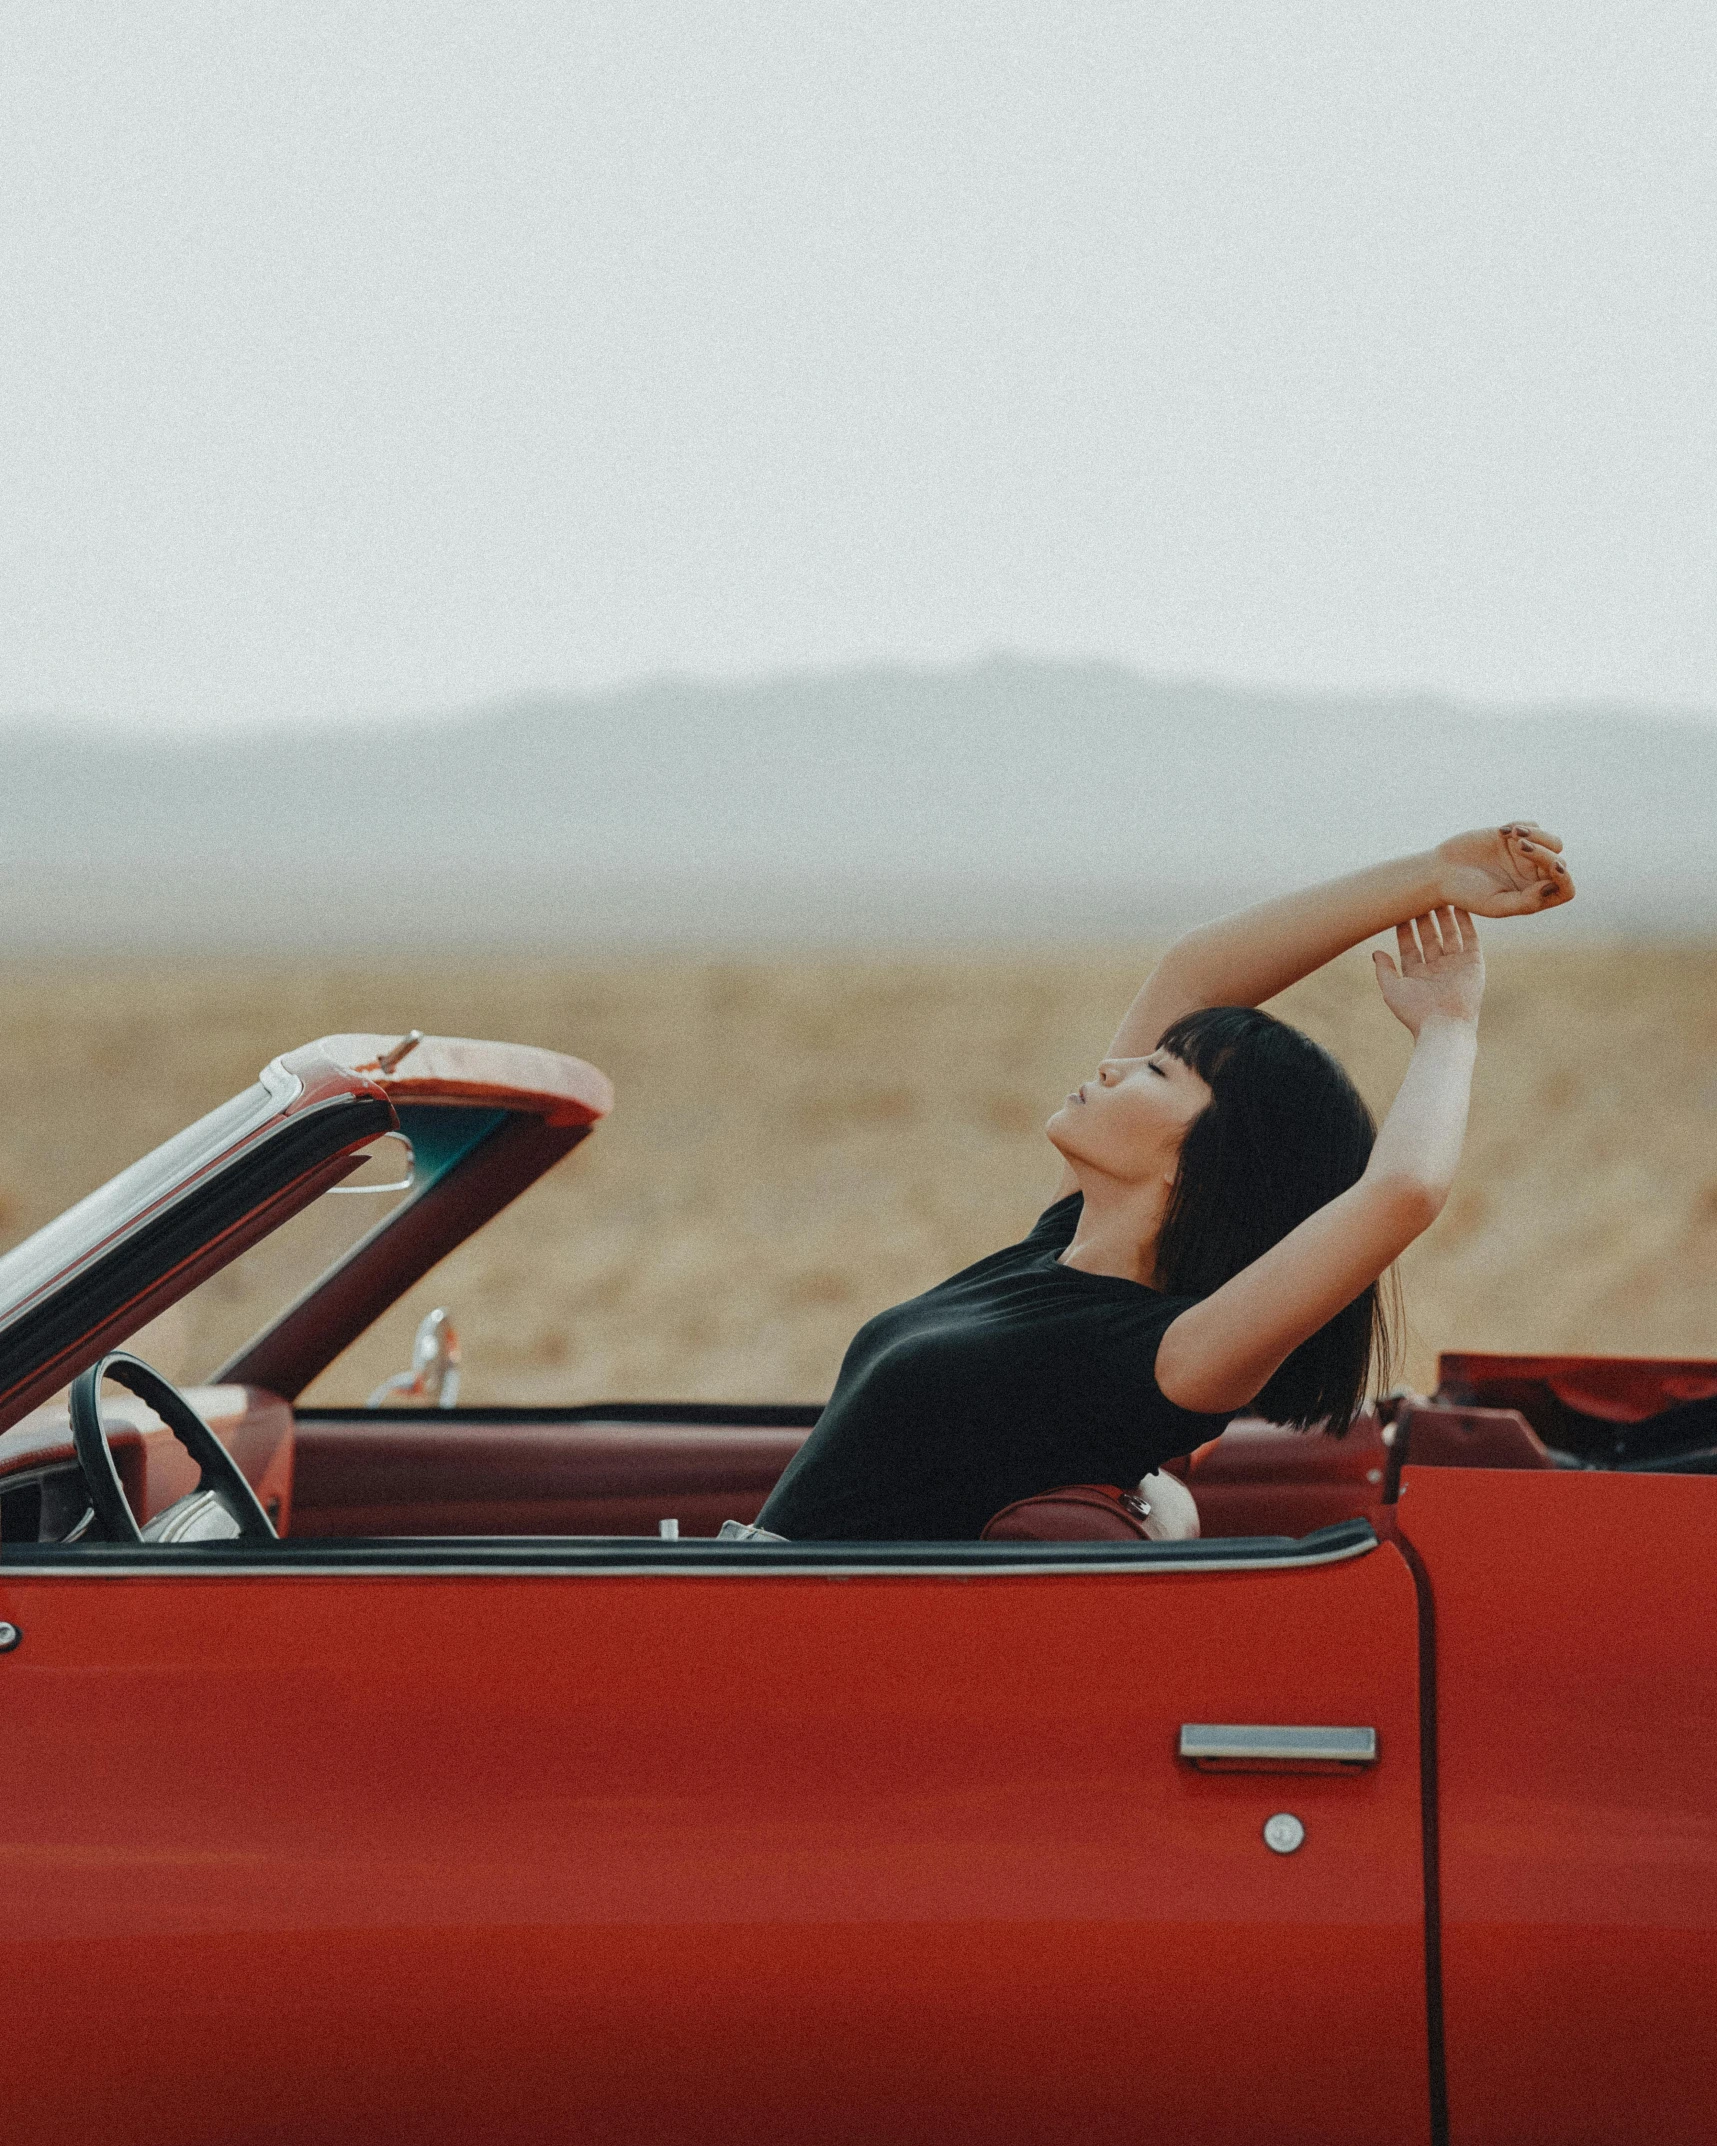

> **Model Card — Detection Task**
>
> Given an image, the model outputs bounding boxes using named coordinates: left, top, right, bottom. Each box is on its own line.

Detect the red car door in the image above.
left=1399, top=1466, right=1717, bottom=2146
left=0, top=1526, right=1429, bottom=2146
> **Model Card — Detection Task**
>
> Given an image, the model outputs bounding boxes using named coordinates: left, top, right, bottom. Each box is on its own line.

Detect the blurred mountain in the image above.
left=2, top=658, right=1711, bottom=947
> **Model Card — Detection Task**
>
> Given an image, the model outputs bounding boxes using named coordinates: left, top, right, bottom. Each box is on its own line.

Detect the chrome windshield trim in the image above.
left=0, top=1084, right=287, bottom=1333
left=259, top=1060, right=304, bottom=1105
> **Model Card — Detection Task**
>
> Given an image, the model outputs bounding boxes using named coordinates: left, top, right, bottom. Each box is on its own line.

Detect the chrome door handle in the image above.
left=1179, top=1724, right=1377, bottom=1773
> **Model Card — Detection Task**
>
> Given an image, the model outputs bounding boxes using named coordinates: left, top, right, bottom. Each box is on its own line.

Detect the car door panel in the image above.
left=1397, top=1467, right=1717, bottom=2146
left=288, top=1411, right=809, bottom=1537
left=0, top=1536, right=1429, bottom=2146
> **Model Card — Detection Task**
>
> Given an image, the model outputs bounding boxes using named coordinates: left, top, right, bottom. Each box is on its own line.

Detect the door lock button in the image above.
left=1263, top=1811, right=1305, bottom=1854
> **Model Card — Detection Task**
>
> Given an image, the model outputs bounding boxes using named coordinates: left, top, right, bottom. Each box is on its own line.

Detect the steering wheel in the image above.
left=69, top=1351, right=277, bottom=1546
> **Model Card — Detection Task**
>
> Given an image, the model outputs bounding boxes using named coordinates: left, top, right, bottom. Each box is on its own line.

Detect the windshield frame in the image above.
left=0, top=1053, right=397, bottom=1433
left=0, top=1032, right=611, bottom=1432
left=0, top=1072, right=297, bottom=1336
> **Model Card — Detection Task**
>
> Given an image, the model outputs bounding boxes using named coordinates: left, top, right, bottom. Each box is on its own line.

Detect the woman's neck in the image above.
left=1056, top=1172, right=1167, bottom=1286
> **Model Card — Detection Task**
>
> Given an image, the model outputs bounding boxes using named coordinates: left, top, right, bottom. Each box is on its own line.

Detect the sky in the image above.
left=4, top=1, right=1716, bottom=732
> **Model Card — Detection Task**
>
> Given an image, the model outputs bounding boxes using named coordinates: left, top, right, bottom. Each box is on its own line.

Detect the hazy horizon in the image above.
left=3, top=657, right=1710, bottom=949
left=6, top=654, right=1717, bottom=741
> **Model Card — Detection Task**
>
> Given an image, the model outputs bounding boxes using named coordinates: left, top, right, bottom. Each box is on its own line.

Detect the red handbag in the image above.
left=980, top=1483, right=1156, bottom=1543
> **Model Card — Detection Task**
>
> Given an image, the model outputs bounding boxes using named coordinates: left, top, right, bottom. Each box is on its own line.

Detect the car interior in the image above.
left=5, top=1344, right=1717, bottom=1550
left=4, top=1057, right=1716, bottom=1552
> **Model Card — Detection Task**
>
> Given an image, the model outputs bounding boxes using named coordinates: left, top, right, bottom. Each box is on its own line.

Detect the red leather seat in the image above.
left=1186, top=1408, right=1390, bottom=1538
left=1382, top=1403, right=1556, bottom=1502
left=982, top=1471, right=1200, bottom=1542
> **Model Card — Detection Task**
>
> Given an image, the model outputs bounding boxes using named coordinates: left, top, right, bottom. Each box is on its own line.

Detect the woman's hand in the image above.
left=1372, top=907, right=1485, bottom=1038
left=1434, top=822, right=1574, bottom=915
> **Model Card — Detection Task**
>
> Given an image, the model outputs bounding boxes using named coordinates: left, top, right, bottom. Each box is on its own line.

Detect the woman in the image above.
left=756, top=823, right=1574, bottom=1542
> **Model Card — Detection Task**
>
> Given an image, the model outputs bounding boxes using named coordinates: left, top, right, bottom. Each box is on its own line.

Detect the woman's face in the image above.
left=1046, top=1048, right=1213, bottom=1186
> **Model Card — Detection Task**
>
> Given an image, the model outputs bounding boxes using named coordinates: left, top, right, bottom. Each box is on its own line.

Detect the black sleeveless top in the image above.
left=757, top=1193, right=1232, bottom=1541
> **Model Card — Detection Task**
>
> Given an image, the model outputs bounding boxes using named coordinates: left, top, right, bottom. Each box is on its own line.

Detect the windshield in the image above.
left=122, top=1132, right=419, bottom=1385
left=0, top=1081, right=288, bottom=1334
left=123, top=1103, right=506, bottom=1390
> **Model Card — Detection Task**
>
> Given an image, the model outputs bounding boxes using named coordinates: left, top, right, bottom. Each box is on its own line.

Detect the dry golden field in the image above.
left=1, top=941, right=1714, bottom=1408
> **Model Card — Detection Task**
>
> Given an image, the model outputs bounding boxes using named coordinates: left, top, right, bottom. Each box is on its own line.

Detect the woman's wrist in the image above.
left=1417, top=845, right=1463, bottom=913
left=1411, top=1010, right=1481, bottom=1051
left=1365, top=848, right=1453, bottom=928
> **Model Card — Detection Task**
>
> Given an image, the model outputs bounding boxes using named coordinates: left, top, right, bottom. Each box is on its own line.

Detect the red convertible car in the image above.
left=1, top=1031, right=1713, bottom=2146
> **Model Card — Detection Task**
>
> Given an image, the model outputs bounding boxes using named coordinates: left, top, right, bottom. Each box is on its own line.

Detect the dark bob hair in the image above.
left=1153, top=1005, right=1397, bottom=1433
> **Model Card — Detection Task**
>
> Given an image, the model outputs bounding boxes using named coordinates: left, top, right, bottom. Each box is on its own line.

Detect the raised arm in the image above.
left=1154, top=907, right=1484, bottom=1416
left=1106, top=823, right=1571, bottom=1058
